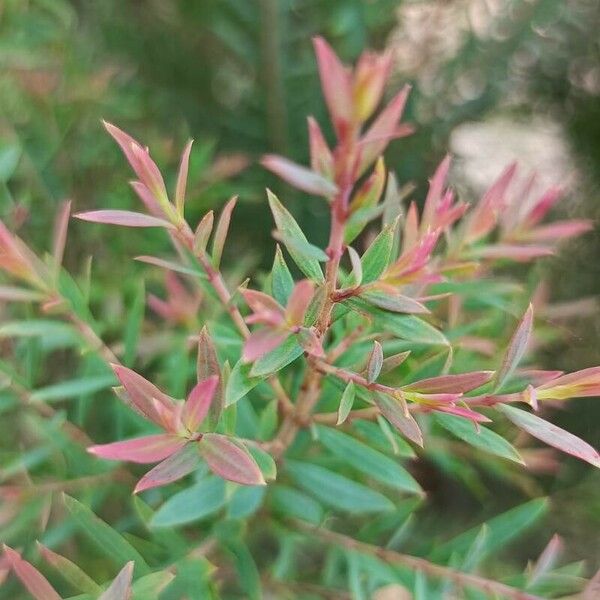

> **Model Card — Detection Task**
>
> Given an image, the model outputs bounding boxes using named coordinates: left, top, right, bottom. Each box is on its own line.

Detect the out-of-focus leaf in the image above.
left=434, top=413, right=524, bottom=464
left=0, top=142, right=21, bottom=181
left=30, top=374, right=115, bottom=403
left=98, top=562, right=133, bottom=600
left=262, top=154, right=337, bottom=197
left=131, top=571, right=175, bottom=600
left=151, top=476, right=226, bottom=528
left=2, top=545, right=61, bottom=600
left=63, top=495, right=150, bottom=574
left=227, top=485, right=266, bottom=519
left=316, top=425, right=422, bottom=494
left=270, top=485, right=324, bottom=524
left=286, top=460, right=394, bottom=514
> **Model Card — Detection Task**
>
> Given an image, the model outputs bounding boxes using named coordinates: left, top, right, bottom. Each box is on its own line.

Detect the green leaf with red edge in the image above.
left=366, top=341, right=384, bottom=383
left=200, top=433, right=266, bottom=485
left=494, top=304, right=533, bottom=392
left=498, top=404, right=600, bottom=468
left=267, top=190, right=324, bottom=282
left=434, top=413, right=524, bottom=464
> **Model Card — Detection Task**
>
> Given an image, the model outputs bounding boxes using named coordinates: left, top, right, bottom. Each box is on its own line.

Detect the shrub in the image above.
left=1, top=37, right=598, bottom=599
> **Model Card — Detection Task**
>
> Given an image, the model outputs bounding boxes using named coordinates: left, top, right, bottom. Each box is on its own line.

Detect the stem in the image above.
left=295, top=522, right=544, bottom=600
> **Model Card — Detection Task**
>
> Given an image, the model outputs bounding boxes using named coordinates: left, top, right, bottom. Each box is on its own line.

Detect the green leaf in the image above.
left=0, top=320, right=75, bottom=339
left=219, top=537, right=262, bottom=600
left=270, top=485, right=324, bottom=524
left=267, top=190, right=324, bottom=282
left=316, top=426, right=422, bottom=494
left=30, top=374, right=115, bottom=404
left=150, top=477, right=226, bottom=528
left=337, top=381, right=356, bottom=425
left=366, top=341, right=384, bottom=383
left=124, top=282, right=145, bottom=366
left=247, top=444, right=277, bottom=481
left=225, top=360, right=264, bottom=406
left=249, top=336, right=303, bottom=378
left=286, top=460, right=394, bottom=514
left=0, top=141, right=21, bottom=181
left=432, top=498, right=549, bottom=561
left=63, top=495, right=150, bottom=575
left=374, top=313, right=449, bottom=346
left=271, top=245, right=294, bottom=305
left=360, top=221, right=396, bottom=283
left=227, top=485, right=266, bottom=519
left=435, top=413, right=524, bottom=464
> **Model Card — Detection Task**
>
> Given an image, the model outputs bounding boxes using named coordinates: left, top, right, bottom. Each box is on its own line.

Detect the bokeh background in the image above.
left=1, top=0, right=599, bottom=583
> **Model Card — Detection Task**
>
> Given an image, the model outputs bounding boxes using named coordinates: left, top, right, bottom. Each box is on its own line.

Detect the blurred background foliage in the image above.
left=1, top=0, right=599, bottom=592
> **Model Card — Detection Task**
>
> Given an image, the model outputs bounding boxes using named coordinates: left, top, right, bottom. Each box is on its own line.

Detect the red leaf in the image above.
left=261, top=155, right=337, bottom=198
left=98, top=561, right=133, bottom=600
left=403, top=371, right=494, bottom=394
left=175, top=140, right=193, bottom=215
left=212, top=196, right=238, bottom=268
left=111, top=364, right=176, bottom=430
left=499, top=404, right=600, bottom=468
left=242, top=329, right=288, bottom=363
left=182, top=376, right=219, bottom=432
left=88, top=434, right=185, bottom=464
left=285, top=280, right=314, bottom=325
left=134, top=443, right=202, bottom=493
left=307, top=116, right=333, bottom=178
left=3, top=545, right=61, bottom=600
left=200, top=433, right=266, bottom=485
left=421, top=155, right=451, bottom=232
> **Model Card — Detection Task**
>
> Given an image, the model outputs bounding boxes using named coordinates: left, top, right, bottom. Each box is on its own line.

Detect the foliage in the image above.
left=1, top=33, right=599, bottom=600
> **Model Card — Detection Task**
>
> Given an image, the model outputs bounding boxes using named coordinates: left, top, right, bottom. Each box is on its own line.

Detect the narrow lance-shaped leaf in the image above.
left=366, top=341, right=383, bottom=383
left=182, top=375, right=219, bottom=432
left=494, top=305, right=533, bottom=391
left=347, top=246, right=363, bottom=287
left=175, top=139, right=193, bottom=216
left=194, top=211, right=214, bottom=254
left=212, top=196, right=237, bottom=268
left=3, top=545, right=62, bottom=600
left=98, top=562, right=134, bottom=600
left=267, top=189, right=324, bottom=282
left=499, top=404, right=600, bottom=468
left=197, top=327, right=223, bottom=429
left=200, top=433, right=266, bottom=485
left=37, top=542, right=101, bottom=595
left=88, top=434, right=186, bottom=464
left=135, top=443, right=203, bottom=494
left=52, top=199, right=71, bottom=273
left=404, top=371, right=494, bottom=394
left=261, top=155, right=337, bottom=198
left=271, top=244, right=294, bottom=305
left=374, top=392, right=423, bottom=447
left=360, top=219, right=397, bottom=283
left=75, top=210, right=173, bottom=229
left=337, top=381, right=356, bottom=425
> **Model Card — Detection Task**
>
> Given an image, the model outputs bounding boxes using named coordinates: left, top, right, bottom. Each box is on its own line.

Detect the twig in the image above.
left=294, top=521, right=544, bottom=600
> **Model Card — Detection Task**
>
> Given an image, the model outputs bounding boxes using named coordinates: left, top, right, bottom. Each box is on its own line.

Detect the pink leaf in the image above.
left=75, top=210, right=172, bottom=229
left=242, top=329, right=288, bottom=363
left=433, top=405, right=491, bottom=423
left=88, top=434, right=185, bottom=464
left=471, top=244, right=554, bottom=262
left=307, top=116, right=333, bottom=178
left=182, top=375, right=219, bottom=432
left=175, top=140, right=193, bottom=215
left=285, top=280, right=314, bottom=325
left=499, top=404, right=600, bottom=468
left=98, top=561, right=133, bottom=600
left=241, top=288, right=285, bottom=317
left=295, top=326, right=325, bottom=358
left=111, top=364, right=176, bottom=430
left=359, top=85, right=411, bottom=174
left=421, top=155, right=451, bottom=232
left=3, top=545, right=62, bottom=600
left=352, top=49, right=393, bottom=122
left=537, top=366, right=600, bottom=400
left=374, top=392, right=423, bottom=447
left=261, top=155, right=337, bottom=198
left=403, top=371, right=494, bottom=394
left=130, top=181, right=164, bottom=217
left=312, top=37, right=353, bottom=137
left=494, top=304, right=533, bottom=391
left=134, top=443, right=202, bottom=493
left=523, top=220, right=593, bottom=242
left=200, top=433, right=266, bottom=485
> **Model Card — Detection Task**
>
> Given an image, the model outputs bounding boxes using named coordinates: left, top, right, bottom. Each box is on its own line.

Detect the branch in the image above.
left=294, top=521, right=544, bottom=600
